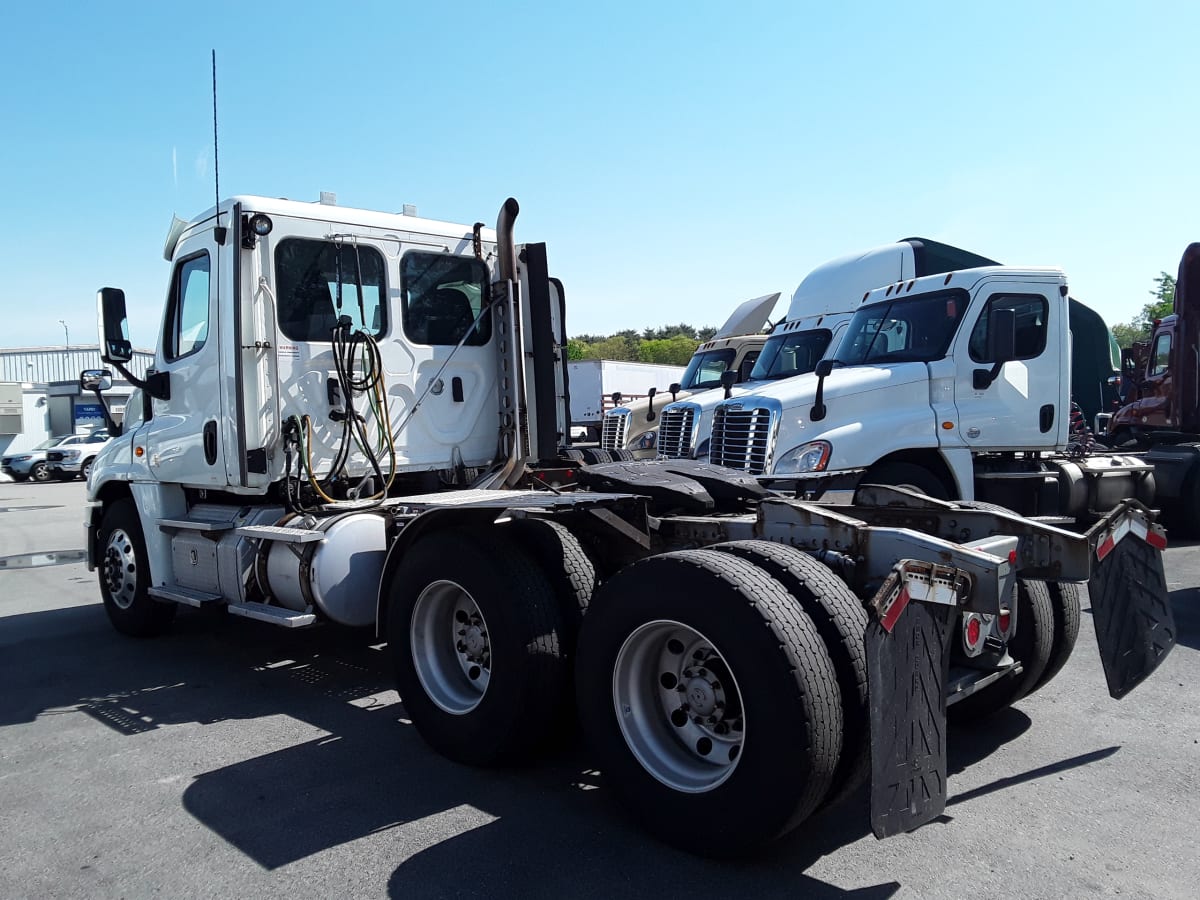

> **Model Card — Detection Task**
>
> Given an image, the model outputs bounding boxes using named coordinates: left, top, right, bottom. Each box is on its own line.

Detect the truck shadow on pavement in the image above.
left=0, top=602, right=1118, bottom=898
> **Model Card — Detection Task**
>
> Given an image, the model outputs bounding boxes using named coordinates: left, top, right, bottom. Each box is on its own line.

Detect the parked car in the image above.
left=2, top=432, right=108, bottom=483
left=44, top=430, right=113, bottom=482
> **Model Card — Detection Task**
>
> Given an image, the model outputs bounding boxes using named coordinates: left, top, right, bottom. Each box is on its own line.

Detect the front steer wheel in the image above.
left=387, top=528, right=570, bottom=766
left=98, top=499, right=176, bottom=637
left=576, top=549, right=842, bottom=856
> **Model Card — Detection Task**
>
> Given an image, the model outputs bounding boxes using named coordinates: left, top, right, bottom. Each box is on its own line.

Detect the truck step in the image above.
left=148, top=585, right=224, bottom=607
left=157, top=518, right=233, bottom=533
left=235, top=525, right=325, bottom=543
left=227, top=601, right=317, bottom=627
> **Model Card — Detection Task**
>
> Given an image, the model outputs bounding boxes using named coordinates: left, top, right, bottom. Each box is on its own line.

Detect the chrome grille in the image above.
left=46, top=451, right=65, bottom=462
left=710, top=403, right=777, bottom=474
left=601, top=409, right=631, bottom=450
left=657, top=404, right=697, bottom=459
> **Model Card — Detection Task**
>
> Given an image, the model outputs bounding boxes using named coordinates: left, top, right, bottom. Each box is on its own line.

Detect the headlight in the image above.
left=631, top=430, right=656, bottom=451
left=772, top=440, right=831, bottom=475
left=62, top=449, right=82, bottom=459
left=15, top=455, right=31, bottom=461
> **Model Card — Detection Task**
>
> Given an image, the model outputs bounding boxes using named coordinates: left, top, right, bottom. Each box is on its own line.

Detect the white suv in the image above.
left=43, top=430, right=112, bottom=482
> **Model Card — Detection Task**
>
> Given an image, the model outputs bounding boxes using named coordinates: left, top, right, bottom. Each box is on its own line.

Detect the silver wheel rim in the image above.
left=612, top=620, right=745, bottom=793
left=32, top=463, right=49, bottom=482
left=410, top=580, right=492, bottom=715
left=102, top=527, right=139, bottom=610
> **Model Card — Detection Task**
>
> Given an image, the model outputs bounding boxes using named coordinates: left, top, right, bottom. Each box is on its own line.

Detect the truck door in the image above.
left=951, top=284, right=1064, bottom=450
left=144, top=237, right=228, bottom=486
left=1131, top=327, right=1174, bottom=428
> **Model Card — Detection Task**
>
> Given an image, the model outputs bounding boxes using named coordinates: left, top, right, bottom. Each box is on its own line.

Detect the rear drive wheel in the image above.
left=1029, top=582, right=1082, bottom=694
left=387, top=528, right=569, bottom=765
left=609, top=448, right=637, bottom=462
left=576, top=549, right=842, bottom=855
left=560, top=448, right=586, bottom=464
left=98, top=499, right=176, bottom=637
left=709, top=541, right=869, bottom=807
left=949, top=579, right=1054, bottom=722
left=580, top=447, right=613, bottom=465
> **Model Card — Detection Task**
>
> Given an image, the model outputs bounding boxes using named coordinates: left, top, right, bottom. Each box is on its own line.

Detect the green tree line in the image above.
left=567, top=323, right=720, bottom=365
left=1111, top=272, right=1176, bottom=348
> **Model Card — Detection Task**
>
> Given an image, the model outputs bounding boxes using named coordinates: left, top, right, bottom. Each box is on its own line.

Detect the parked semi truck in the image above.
left=1105, top=242, right=1200, bottom=532
left=654, top=238, right=1005, bottom=465
left=83, top=194, right=1174, bottom=855
left=598, top=292, right=779, bottom=458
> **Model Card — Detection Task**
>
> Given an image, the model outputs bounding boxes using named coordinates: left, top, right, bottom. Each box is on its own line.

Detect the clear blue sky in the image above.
left=2, top=1, right=1197, bottom=351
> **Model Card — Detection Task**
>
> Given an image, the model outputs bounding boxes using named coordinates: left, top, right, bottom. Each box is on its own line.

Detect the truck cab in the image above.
left=715, top=266, right=1151, bottom=516
left=599, top=292, right=778, bottom=458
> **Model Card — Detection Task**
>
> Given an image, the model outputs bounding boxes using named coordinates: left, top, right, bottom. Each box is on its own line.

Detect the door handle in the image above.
left=1039, top=405, right=1054, bottom=433
left=203, top=420, right=218, bottom=465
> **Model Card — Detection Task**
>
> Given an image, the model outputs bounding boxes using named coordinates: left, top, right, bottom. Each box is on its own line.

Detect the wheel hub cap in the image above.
left=103, top=528, right=138, bottom=610
left=411, top=580, right=492, bottom=715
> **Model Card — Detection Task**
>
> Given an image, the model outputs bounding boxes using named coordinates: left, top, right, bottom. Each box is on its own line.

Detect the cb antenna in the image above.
left=211, top=49, right=220, bottom=212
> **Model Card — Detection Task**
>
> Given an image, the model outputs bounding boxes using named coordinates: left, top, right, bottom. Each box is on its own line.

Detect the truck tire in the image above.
left=609, top=448, right=637, bottom=462
left=948, top=579, right=1054, bottom=723
left=560, top=448, right=586, bottom=464
left=862, top=461, right=949, bottom=500
left=575, top=549, right=841, bottom=855
left=708, top=540, right=869, bottom=807
left=505, top=519, right=595, bottom=645
left=387, top=528, right=569, bottom=766
left=580, top=447, right=613, bottom=465
left=1030, top=582, right=1082, bottom=694
left=98, top=499, right=177, bottom=637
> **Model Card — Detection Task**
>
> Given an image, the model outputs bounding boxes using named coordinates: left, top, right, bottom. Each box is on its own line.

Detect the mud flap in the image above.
left=1087, top=515, right=1175, bottom=699
left=865, top=573, right=956, bottom=838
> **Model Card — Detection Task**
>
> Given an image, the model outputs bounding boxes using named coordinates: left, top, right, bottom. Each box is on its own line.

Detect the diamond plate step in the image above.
left=227, top=602, right=317, bottom=627
left=148, top=585, right=224, bottom=607
left=235, top=525, right=324, bottom=544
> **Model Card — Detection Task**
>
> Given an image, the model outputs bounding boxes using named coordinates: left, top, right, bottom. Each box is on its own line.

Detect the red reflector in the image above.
left=999, top=612, right=1011, bottom=634
left=1147, top=531, right=1167, bottom=550
left=880, top=588, right=910, bottom=633
left=1097, top=535, right=1115, bottom=561
left=566, top=469, right=575, bottom=478
left=1008, top=549, right=1017, bottom=564
left=966, top=617, right=982, bottom=647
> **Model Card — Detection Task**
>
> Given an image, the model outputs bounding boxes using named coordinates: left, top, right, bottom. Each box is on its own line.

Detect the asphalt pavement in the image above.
left=1, top=479, right=1197, bottom=899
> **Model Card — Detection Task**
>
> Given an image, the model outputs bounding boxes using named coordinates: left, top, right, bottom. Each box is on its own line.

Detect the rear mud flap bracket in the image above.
left=865, top=566, right=958, bottom=839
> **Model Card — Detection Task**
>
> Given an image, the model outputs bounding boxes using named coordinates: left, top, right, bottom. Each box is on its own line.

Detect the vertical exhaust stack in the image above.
left=478, top=198, right=529, bottom=488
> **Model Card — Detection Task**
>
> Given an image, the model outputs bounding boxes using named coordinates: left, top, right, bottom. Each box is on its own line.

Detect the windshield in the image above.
left=679, top=348, right=737, bottom=389
left=836, top=289, right=968, bottom=366
left=33, top=438, right=59, bottom=450
left=750, top=329, right=833, bottom=380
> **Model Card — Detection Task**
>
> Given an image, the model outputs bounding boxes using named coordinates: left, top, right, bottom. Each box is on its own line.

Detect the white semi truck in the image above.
left=653, top=239, right=1000, bottom=466
left=598, top=293, right=779, bottom=459
left=704, top=265, right=1155, bottom=520
left=82, top=194, right=1174, bottom=855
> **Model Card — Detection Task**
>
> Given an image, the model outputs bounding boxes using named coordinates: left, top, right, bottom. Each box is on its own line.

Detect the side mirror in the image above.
left=814, top=358, right=834, bottom=379
left=720, top=369, right=737, bottom=399
left=986, top=308, right=1017, bottom=363
left=611, top=391, right=623, bottom=407
left=645, top=386, right=657, bottom=422
left=668, top=381, right=681, bottom=402
left=80, top=369, right=113, bottom=392
left=98, top=288, right=133, bottom=364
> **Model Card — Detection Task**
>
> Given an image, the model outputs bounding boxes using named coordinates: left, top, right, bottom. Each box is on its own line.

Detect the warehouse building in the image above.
left=0, top=346, right=154, bottom=456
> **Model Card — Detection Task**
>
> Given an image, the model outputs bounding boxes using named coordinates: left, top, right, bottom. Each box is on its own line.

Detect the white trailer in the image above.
left=567, top=359, right=685, bottom=437
left=81, top=194, right=1175, bottom=856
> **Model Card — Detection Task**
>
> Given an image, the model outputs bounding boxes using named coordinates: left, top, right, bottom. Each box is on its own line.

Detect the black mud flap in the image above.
left=1087, top=521, right=1175, bottom=699
left=865, top=578, right=956, bottom=839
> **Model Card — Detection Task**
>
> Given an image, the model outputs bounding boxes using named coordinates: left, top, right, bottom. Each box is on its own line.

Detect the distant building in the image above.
left=0, top=345, right=154, bottom=455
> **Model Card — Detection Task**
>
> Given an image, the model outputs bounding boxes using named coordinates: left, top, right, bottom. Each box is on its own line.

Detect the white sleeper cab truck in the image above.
left=654, top=238, right=995, bottom=464
left=599, top=292, right=780, bottom=459
left=711, top=266, right=1155, bottom=519
left=83, top=194, right=1175, bottom=856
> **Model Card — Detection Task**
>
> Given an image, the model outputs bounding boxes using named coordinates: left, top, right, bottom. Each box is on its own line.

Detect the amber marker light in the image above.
left=941, top=421, right=954, bottom=430
left=135, top=447, right=144, bottom=457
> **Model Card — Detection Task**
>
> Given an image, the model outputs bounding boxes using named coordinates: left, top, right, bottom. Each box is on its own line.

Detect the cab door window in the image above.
left=968, top=293, right=1048, bottom=362
left=1150, top=333, right=1171, bottom=376
left=164, top=252, right=211, bottom=361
